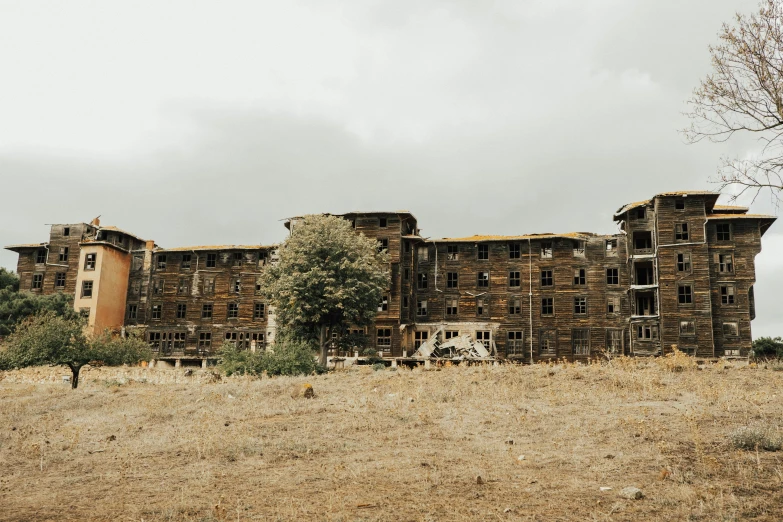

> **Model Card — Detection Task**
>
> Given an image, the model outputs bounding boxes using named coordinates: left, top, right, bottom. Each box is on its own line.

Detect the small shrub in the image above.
left=372, top=362, right=386, bottom=371
left=218, top=338, right=325, bottom=377
left=752, top=337, right=783, bottom=360
left=656, top=348, right=697, bottom=372
left=363, top=348, right=384, bottom=365
left=218, top=342, right=262, bottom=377
left=730, top=424, right=782, bottom=451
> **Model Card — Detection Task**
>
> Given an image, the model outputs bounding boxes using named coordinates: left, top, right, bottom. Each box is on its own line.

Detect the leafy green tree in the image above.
left=258, top=214, right=390, bottom=366
left=0, top=268, right=19, bottom=291
left=752, top=336, right=783, bottom=359
left=0, top=312, right=151, bottom=389
left=0, top=290, right=79, bottom=337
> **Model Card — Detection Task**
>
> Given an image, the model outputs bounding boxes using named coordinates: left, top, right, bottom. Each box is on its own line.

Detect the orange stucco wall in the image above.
left=73, top=244, right=131, bottom=334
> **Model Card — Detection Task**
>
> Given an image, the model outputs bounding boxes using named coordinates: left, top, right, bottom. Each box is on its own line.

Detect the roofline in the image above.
left=613, top=192, right=721, bottom=220
left=4, top=243, right=48, bottom=252
left=154, top=245, right=278, bottom=252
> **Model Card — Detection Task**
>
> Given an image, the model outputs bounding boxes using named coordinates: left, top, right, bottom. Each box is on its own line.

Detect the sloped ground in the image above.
left=1, top=357, right=782, bottom=521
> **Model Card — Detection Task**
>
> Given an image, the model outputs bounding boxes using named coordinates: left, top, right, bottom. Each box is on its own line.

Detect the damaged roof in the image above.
left=433, top=232, right=608, bottom=243
left=4, top=242, right=47, bottom=252
left=98, top=225, right=149, bottom=243
left=155, top=244, right=277, bottom=252
left=614, top=191, right=721, bottom=219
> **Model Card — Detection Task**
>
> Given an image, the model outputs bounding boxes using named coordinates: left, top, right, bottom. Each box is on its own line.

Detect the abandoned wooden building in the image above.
left=4, top=191, right=776, bottom=361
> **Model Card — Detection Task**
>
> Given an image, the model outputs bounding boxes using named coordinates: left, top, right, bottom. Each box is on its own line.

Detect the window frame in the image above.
left=572, top=328, right=590, bottom=355
left=509, top=243, right=521, bottom=259
left=720, top=284, right=736, bottom=305
left=675, top=223, right=690, bottom=242
left=477, top=244, right=489, bottom=261
left=606, top=267, right=619, bottom=285
left=81, top=280, right=93, bottom=298
left=678, top=284, right=693, bottom=305
left=509, top=271, right=521, bottom=288
left=573, top=296, right=587, bottom=316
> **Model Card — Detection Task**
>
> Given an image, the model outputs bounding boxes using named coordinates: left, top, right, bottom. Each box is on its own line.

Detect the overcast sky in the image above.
left=1, top=0, right=780, bottom=337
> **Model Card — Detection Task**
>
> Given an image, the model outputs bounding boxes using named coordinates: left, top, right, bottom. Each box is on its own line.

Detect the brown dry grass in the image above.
left=2, top=356, right=783, bottom=521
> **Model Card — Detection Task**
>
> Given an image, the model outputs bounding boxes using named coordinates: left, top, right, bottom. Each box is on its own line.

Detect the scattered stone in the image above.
left=292, top=383, right=315, bottom=399
left=224, top=422, right=230, bottom=427
left=106, top=435, right=116, bottom=442
left=604, top=454, right=615, bottom=459
left=183, top=369, right=193, bottom=377
left=505, top=439, right=514, bottom=445
left=476, top=475, right=485, bottom=485
left=620, top=487, right=643, bottom=500
left=517, top=455, right=525, bottom=461
left=504, top=508, right=512, bottom=513
left=600, top=487, right=613, bottom=492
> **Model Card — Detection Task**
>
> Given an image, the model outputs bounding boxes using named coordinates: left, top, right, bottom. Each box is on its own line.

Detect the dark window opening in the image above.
left=446, top=298, right=458, bottom=316
left=678, top=285, right=693, bottom=304
left=202, top=303, right=213, bottom=319
left=478, top=244, right=489, bottom=260
left=509, top=271, right=521, bottom=287
left=541, top=269, right=553, bottom=287
left=635, top=292, right=656, bottom=316
left=447, top=245, right=458, bottom=261
left=477, top=271, right=489, bottom=288
left=606, top=268, right=619, bottom=285
left=634, top=261, right=654, bottom=285
left=677, top=252, right=691, bottom=272
left=675, top=223, right=689, bottom=241
left=55, top=272, right=66, bottom=288
left=379, top=217, right=387, bottom=228
left=32, top=273, right=43, bottom=290
left=36, top=249, right=47, bottom=264
left=206, top=253, right=217, bottom=268
left=447, top=272, right=458, bottom=288
left=81, top=280, right=93, bottom=298
left=675, top=199, right=685, bottom=210
left=717, top=224, right=731, bottom=241
left=254, top=302, right=266, bottom=319
left=181, top=254, right=192, bottom=269
left=509, top=243, right=520, bottom=259
left=573, top=268, right=586, bottom=286
left=541, top=297, right=554, bottom=316
left=574, top=297, right=587, bottom=315
left=633, top=231, right=652, bottom=254
left=721, top=285, right=735, bottom=305
left=509, top=298, right=521, bottom=315
left=176, top=303, right=187, bottom=319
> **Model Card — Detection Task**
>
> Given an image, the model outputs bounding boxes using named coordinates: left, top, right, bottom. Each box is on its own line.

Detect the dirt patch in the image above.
left=1, top=360, right=782, bottom=521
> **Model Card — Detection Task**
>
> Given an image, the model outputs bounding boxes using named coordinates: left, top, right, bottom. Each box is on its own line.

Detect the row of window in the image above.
left=414, top=240, right=620, bottom=262
left=34, top=247, right=70, bottom=264
left=147, top=330, right=266, bottom=353
left=677, top=320, right=741, bottom=338
left=127, top=302, right=266, bottom=321
left=411, top=268, right=620, bottom=290
left=407, top=296, right=618, bottom=318
left=142, top=251, right=270, bottom=272
left=133, top=276, right=263, bottom=296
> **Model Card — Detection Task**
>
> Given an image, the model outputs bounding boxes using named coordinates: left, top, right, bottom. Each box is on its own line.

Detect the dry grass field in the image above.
left=2, top=355, right=783, bottom=521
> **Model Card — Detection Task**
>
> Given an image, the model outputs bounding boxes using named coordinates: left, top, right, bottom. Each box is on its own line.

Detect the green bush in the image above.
left=218, top=337, right=324, bottom=377
left=730, top=424, right=782, bottom=451
left=752, top=337, right=783, bottom=359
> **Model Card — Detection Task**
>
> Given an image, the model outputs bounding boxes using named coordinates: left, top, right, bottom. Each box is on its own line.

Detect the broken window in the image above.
left=258, top=251, right=268, bottom=267
left=404, top=268, right=410, bottom=281
left=32, top=273, right=43, bottom=290
left=232, top=252, right=243, bottom=266
left=232, top=277, right=242, bottom=293
left=723, top=322, right=739, bottom=337
left=417, top=272, right=428, bottom=290
left=201, top=303, right=213, bottom=319
left=718, top=253, right=734, bottom=273
left=447, top=272, right=458, bottom=288
left=633, top=207, right=646, bottom=220
left=541, top=297, right=554, bottom=316
left=173, top=332, right=186, bottom=350
left=633, top=231, right=652, bottom=253
left=251, top=332, right=265, bottom=349
left=539, top=329, right=557, bottom=355
left=151, top=303, right=162, bottom=320
left=199, top=332, right=212, bottom=351
left=254, top=302, right=266, bottom=319
left=507, top=331, right=524, bottom=355
left=679, top=320, right=695, bottom=336
left=156, top=254, right=167, bottom=270
left=607, top=295, right=620, bottom=314
left=540, top=269, right=553, bottom=287
left=444, top=331, right=459, bottom=340
left=476, top=298, right=486, bottom=316
left=84, top=253, right=96, bottom=270
left=63, top=226, right=71, bottom=236
left=405, top=242, right=411, bottom=254
left=509, top=243, right=520, bottom=259
left=447, top=245, right=459, bottom=261
left=131, top=280, right=141, bottom=295
left=414, top=331, right=429, bottom=349
left=508, top=298, right=521, bottom=315
left=176, top=303, right=187, bottom=319
left=81, top=280, right=93, bottom=298
left=132, top=255, right=143, bottom=271
left=634, top=261, right=654, bottom=285
left=606, top=268, right=619, bottom=285
left=574, top=297, right=587, bottom=315
left=717, top=224, right=731, bottom=241
left=635, top=292, right=656, bottom=315
left=378, top=239, right=389, bottom=253
left=377, top=328, right=391, bottom=349
left=417, top=246, right=429, bottom=262
left=677, top=252, right=691, bottom=272
left=148, top=332, right=161, bottom=351
left=605, top=239, right=618, bottom=257
left=206, top=253, right=217, bottom=268
left=606, top=329, right=623, bottom=354
left=675, top=199, right=685, bottom=210
left=203, top=276, right=215, bottom=294
left=636, top=324, right=658, bottom=340
left=573, top=268, right=586, bottom=286
left=446, top=297, right=458, bottom=316
left=541, top=241, right=553, bottom=259
left=573, top=240, right=586, bottom=257
left=36, top=249, right=47, bottom=264
left=572, top=328, right=589, bottom=355
left=378, top=295, right=389, bottom=312
left=477, top=271, right=489, bottom=288
left=379, top=217, right=387, bottom=228
left=478, top=244, right=489, bottom=260
left=475, top=331, right=491, bottom=349
left=181, top=254, right=191, bottom=269
left=675, top=223, right=689, bottom=241
left=127, top=304, right=137, bottom=320
left=178, top=278, right=189, bottom=295
left=55, top=272, right=66, bottom=289
left=151, top=278, right=164, bottom=295
left=255, top=278, right=263, bottom=295
left=721, top=285, right=735, bottom=305
left=403, top=296, right=409, bottom=308
left=509, top=271, right=521, bottom=288
left=416, top=299, right=428, bottom=317
left=59, top=247, right=69, bottom=262
left=678, top=285, right=693, bottom=304
left=227, top=303, right=239, bottom=319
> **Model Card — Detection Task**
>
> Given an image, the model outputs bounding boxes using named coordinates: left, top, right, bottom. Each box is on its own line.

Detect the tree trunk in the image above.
left=318, top=326, right=328, bottom=368
left=68, top=363, right=83, bottom=389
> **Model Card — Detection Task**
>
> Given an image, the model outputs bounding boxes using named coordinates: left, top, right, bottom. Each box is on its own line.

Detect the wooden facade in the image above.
left=5, top=192, right=775, bottom=360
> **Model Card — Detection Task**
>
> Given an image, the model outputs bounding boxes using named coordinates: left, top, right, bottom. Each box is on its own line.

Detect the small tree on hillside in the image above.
left=0, top=268, right=19, bottom=292
left=0, top=312, right=151, bottom=388
left=258, top=214, right=390, bottom=366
